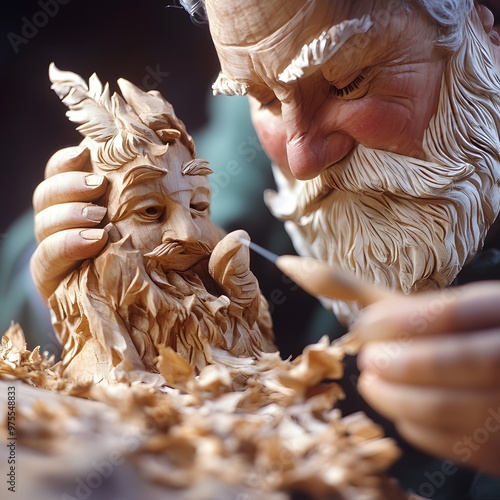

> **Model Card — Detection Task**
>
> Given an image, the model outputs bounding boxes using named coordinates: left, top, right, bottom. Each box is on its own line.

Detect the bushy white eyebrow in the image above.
left=278, top=15, right=373, bottom=84
left=212, top=72, right=249, bottom=97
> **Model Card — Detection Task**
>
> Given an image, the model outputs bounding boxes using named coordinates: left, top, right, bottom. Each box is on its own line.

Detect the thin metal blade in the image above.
left=239, top=238, right=279, bottom=264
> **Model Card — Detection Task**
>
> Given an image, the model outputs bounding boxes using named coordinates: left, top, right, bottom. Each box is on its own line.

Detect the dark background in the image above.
left=0, top=0, right=219, bottom=234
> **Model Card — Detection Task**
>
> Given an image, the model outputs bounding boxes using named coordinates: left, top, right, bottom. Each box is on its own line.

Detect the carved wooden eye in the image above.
left=139, top=205, right=165, bottom=221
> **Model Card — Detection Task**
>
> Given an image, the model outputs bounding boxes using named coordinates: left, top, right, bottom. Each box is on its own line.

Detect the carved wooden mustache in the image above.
left=144, top=238, right=212, bottom=271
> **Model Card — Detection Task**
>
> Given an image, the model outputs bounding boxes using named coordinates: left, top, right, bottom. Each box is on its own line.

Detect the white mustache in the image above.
left=268, top=145, right=474, bottom=222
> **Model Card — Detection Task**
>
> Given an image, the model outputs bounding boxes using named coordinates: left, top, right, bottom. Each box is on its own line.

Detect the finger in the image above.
left=33, top=171, right=108, bottom=214
left=30, top=228, right=108, bottom=301
left=45, top=145, right=91, bottom=178
left=352, top=282, right=500, bottom=342
left=358, top=373, right=500, bottom=433
left=396, top=419, right=500, bottom=477
left=34, top=202, right=107, bottom=242
left=358, top=329, right=500, bottom=389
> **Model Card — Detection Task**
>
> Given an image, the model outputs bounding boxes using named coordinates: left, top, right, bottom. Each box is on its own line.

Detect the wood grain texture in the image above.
left=47, top=66, right=275, bottom=384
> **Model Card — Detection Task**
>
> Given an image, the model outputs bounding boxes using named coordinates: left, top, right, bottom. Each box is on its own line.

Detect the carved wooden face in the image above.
left=206, top=0, right=446, bottom=180
left=105, top=141, right=221, bottom=270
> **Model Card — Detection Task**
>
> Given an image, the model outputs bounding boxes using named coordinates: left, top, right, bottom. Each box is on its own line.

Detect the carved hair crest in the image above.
left=49, top=63, right=195, bottom=170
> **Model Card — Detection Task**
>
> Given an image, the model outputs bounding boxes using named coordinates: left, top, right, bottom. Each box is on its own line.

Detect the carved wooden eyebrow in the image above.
left=182, top=159, right=213, bottom=176
left=278, top=15, right=373, bottom=84
left=122, top=164, right=167, bottom=187
left=109, top=165, right=166, bottom=222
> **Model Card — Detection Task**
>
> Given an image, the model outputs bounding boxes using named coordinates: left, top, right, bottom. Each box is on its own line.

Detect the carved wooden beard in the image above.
left=141, top=237, right=274, bottom=370
left=50, top=231, right=274, bottom=384
left=266, top=14, right=500, bottom=324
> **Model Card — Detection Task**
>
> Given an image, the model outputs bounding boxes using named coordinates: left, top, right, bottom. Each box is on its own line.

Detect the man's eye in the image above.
left=190, top=201, right=209, bottom=214
left=329, top=74, right=366, bottom=98
left=259, top=97, right=280, bottom=110
left=138, top=205, right=165, bottom=221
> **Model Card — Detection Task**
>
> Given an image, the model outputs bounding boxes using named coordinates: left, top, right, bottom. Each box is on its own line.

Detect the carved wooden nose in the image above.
left=162, top=207, right=200, bottom=242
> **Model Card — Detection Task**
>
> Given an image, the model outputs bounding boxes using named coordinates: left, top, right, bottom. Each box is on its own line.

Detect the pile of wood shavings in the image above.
left=0, top=323, right=405, bottom=499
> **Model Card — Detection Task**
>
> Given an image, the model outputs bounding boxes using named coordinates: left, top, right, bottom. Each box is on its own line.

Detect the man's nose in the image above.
left=161, top=206, right=200, bottom=242
left=281, top=95, right=356, bottom=180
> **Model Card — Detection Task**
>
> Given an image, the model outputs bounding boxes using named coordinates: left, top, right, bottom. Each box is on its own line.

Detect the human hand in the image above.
left=353, top=282, right=500, bottom=476
left=31, top=145, right=109, bottom=300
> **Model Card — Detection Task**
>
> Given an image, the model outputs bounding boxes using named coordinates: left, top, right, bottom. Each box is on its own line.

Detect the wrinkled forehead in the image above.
left=206, top=0, right=320, bottom=45
left=205, top=0, right=375, bottom=86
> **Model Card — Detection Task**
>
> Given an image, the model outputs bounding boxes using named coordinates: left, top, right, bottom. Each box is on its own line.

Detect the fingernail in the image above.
left=82, top=205, right=106, bottom=222
left=85, top=174, right=104, bottom=187
left=80, top=229, right=105, bottom=241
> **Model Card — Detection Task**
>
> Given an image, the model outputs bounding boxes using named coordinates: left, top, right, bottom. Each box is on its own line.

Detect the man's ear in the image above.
left=477, top=1, right=500, bottom=24
left=476, top=4, right=500, bottom=41
left=476, top=3, right=500, bottom=66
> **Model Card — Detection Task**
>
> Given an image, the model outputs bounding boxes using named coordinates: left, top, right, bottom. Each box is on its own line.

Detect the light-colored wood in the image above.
left=47, top=65, right=275, bottom=384
left=10, top=1, right=500, bottom=496
left=239, top=238, right=392, bottom=307
left=0, top=325, right=406, bottom=499
left=8, top=65, right=406, bottom=498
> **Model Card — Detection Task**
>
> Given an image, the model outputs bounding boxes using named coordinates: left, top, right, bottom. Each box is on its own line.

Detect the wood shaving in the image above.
left=0, top=324, right=406, bottom=499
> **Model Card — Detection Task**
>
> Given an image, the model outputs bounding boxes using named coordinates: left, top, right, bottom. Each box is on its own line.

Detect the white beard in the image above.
left=265, top=12, right=500, bottom=325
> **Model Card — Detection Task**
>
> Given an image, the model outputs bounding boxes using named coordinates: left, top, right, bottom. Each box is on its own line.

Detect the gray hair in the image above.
left=410, top=0, right=474, bottom=49
left=180, top=0, right=474, bottom=50
left=178, top=0, right=207, bottom=23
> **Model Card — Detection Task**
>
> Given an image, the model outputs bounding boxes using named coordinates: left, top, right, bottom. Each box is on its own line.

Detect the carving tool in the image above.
left=240, top=238, right=390, bottom=307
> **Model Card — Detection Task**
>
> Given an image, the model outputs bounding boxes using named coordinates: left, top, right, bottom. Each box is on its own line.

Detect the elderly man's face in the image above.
left=205, top=0, right=446, bottom=180
left=206, top=0, right=500, bottom=322
left=105, top=142, right=220, bottom=271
